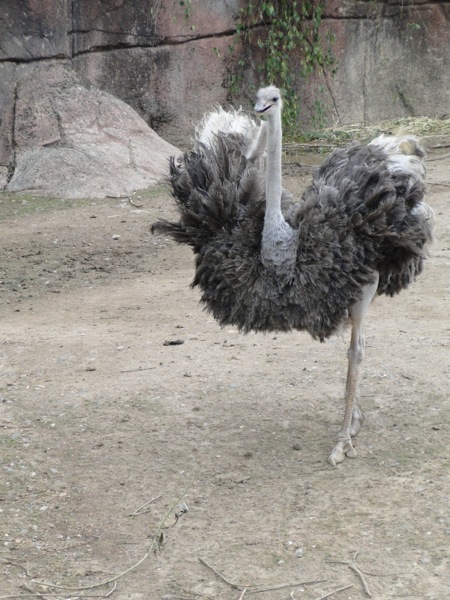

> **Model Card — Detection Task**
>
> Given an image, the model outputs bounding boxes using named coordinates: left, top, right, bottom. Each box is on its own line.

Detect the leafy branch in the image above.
left=229, top=0, right=336, bottom=136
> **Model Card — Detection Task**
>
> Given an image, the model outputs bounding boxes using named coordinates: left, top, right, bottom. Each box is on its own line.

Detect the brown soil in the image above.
left=0, top=156, right=449, bottom=600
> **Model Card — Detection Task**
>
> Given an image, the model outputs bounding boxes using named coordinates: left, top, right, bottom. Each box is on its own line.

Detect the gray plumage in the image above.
left=152, top=126, right=433, bottom=341
left=152, top=86, right=435, bottom=464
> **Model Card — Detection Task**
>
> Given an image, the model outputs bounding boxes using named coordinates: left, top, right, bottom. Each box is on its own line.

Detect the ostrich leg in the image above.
left=328, top=274, right=379, bottom=466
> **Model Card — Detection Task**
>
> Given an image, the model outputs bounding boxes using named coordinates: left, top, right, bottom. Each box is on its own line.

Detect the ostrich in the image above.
left=152, top=86, right=435, bottom=466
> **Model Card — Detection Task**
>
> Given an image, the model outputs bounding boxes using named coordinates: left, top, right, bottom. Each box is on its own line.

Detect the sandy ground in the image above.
left=0, top=155, right=448, bottom=600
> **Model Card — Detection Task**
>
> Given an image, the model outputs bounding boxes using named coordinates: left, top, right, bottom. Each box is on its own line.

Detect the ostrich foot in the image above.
left=328, top=439, right=357, bottom=466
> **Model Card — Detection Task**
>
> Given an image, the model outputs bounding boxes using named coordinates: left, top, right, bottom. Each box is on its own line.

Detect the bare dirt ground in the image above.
left=0, top=155, right=448, bottom=600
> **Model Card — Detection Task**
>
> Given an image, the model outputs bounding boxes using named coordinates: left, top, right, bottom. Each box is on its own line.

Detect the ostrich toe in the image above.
left=328, top=439, right=357, bottom=466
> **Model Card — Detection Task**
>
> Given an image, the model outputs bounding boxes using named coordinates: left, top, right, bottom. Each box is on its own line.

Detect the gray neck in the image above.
left=264, top=109, right=283, bottom=229
left=261, top=108, right=295, bottom=268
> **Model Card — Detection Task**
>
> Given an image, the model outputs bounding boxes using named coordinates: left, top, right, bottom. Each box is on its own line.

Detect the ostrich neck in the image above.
left=264, top=110, right=283, bottom=227
left=261, top=108, right=295, bottom=268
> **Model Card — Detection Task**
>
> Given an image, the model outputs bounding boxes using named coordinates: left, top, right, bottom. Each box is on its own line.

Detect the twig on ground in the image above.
left=63, top=536, right=99, bottom=551
left=30, top=499, right=185, bottom=593
left=327, top=551, right=373, bottom=597
left=1, top=595, right=51, bottom=600
left=179, top=583, right=216, bottom=599
left=18, top=583, right=49, bottom=600
left=198, top=557, right=324, bottom=594
left=198, top=557, right=241, bottom=589
left=105, top=582, right=118, bottom=597
left=238, top=588, right=247, bottom=600
left=120, top=366, right=156, bottom=373
left=348, top=563, right=372, bottom=597
left=0, top=558, right=30, bottom=576
left=426, top=152, right=450, bottom=162
left=247, top=580, right=325, bottom=595
left=9, top=581, right=117, bottom=598
left=315, top=584, right=353, bottom=599
left=128, top=494, right=162, bottom=516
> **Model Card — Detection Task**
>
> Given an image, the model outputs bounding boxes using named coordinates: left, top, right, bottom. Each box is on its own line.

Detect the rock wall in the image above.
left=71, top=1, right=243, bottom=145
left=1, top=0, right=449, bottom=195
left=314, top=1, right=450, bottom=127
left=71, top=0, right=450, bottom=139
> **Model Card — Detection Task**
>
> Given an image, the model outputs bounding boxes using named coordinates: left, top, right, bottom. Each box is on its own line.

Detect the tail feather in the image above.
left=302, top=135, right=435, bottom=298
left=369, top=133, right=426, bottom=184
left=153, top=104, right=266, bottom=250
left=369, top=133, right=426, bottom=158
left=153, top=136, right=265, bottom=252
left=195, top=106, right=262, bottom=158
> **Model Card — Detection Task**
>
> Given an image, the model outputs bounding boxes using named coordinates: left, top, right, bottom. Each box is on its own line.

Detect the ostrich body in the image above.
left=153, top=86, right=435, bottom=465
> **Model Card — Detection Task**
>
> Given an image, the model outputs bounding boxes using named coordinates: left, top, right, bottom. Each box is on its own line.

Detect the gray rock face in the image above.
left=5, top=62, right=178, bottom=198
left=0, top=62, right=16, bottom=189
left=72, top=0, right=242, bottom=146
left=1, top=0, right=449, bottom=197
left=309, top=0, right=450, bottom=126
left=0, top=0, right=69, bottom=60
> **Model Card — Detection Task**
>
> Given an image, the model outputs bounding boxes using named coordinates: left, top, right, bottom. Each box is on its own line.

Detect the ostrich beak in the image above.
left=255, top=100, right=270, bottom=115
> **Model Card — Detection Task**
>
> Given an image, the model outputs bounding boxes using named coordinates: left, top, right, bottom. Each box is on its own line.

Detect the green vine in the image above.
left=179, top=0, right=192, bottom=22
left=229, top=1, right=336, bottom=136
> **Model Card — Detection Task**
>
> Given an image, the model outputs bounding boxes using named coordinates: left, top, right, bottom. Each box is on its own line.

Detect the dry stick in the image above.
left=238, top=588, right=248, bottom=600
left=6, top=582, right=117, bottom=598
left=120, top=366, right=156, bottom=373
left=347, top=551, right=372, bottom=598
left=4, top=592, right=46, bottom=600
left=30, top=500, right=183, bottom=593
left=198, top=557, right=241, bottom=590
left=198, top=557, right=324, bottom=594
left=348, top=563, right=372, bottom=597
left=18, top=584, right=48, bottom=600
left=246, top=580, right=326, bottom=595
left=0, top=558, right=30, bottom=577
left=327, top=552, right=372, bottom=598
left=103, top=581, right=117, bottom=598
left=283, top=142, right=337, bottom=150
left=127, top=494, right=162, bottom=516
left=180, top=584, right=216, bottom=600
left=426, top=152, right=450, bottom=162
left=315, top=584, right=353, bottom=600
left=13, top=581, right=117, bottom=600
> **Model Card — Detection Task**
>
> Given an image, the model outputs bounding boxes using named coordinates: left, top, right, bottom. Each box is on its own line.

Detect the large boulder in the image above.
left=73, top=35, right=241, bottom=148
left=5, top=62, right=179, bottom=199
left=72, top=0, right=242, bottom=147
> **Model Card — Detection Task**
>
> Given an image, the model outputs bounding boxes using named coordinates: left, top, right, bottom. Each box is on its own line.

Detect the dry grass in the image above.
left=284, top=116, right=450, bottom=154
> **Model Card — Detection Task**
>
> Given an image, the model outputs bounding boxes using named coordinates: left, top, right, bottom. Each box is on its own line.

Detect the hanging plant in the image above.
left=229, top=1, right=336, bottom=136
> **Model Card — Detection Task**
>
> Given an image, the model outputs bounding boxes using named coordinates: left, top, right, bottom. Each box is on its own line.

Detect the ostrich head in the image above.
left=254, top=86, right=282, bottom=117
